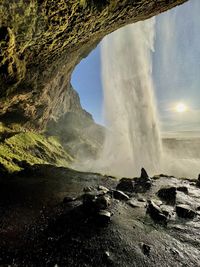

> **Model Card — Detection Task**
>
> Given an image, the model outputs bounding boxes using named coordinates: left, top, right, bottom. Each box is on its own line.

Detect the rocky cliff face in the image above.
left=0, top=0, right=187, bottom=130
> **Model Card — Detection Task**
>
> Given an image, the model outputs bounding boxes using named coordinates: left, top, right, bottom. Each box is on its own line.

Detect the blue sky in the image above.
left=72, top=0, right=200, bottom=132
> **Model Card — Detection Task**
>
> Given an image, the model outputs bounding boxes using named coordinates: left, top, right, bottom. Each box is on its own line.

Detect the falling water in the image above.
left=98, top=18, right=162, bottom=177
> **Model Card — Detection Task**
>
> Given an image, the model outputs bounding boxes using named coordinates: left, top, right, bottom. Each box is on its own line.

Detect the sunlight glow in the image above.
left=175, top=103, right=188, bottom=113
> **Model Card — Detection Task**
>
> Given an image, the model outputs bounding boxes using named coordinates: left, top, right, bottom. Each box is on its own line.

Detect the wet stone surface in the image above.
left=0, top=165, right=200, bottom=266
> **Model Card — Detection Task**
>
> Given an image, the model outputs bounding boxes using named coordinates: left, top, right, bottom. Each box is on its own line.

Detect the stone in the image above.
left=177, top=186, right=188, bottom=194
left=176, top=204, right=196, bottom=219
left=82, top=193, right=97, bottom=211
left=142, top=243, right=151, bottom=256
left=97, top=210, right=111, bottom=225
left=140, top=168, right=149, bottom=179
left=196, top=174, right=200, bottom=187
left=116, top=178, right=134, bottom=193
left=97, top=185, right=109, bottom=193
left=146, top=200, right=168, bottom=224
left=63, top=196, right=75, bottom=203
left=160, top=205, right=174, bottom=217
left=112, top=190, right=130, bottom=201
left=157, top=187, right=176, bottom=204
left=82, top=192, right=111, bottom=213
left=95, top=195, right=111, bottom=210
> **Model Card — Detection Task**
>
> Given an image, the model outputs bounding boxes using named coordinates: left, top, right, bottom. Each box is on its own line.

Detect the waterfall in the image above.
left=98, top=18, right=162, bottom=177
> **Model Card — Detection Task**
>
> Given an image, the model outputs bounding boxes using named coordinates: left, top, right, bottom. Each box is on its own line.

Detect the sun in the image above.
left=175, top=103, right=188, bottom=113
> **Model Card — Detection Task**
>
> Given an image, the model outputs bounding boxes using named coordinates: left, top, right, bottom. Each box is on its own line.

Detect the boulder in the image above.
left=140, top=168, right=149, bottom=179
left=157, top=187, right=176, bottom=205
left=111, top=190, right=130, bottom=201
left=97, top=185, right=109, bottom=194
left=196, top=174, right=200, bottom=187
left=177, top=186, right=188, bottom=194
left=116, top=178, right=135, bottom=193
left=82, top=192, right=97, bottom=211
left=82, top=193, right=111, bottom=212
left=176, top=204, right=196, bottom=219
left=146, top=200, right=168, bottom=224
left=96, top=210, right=111, bottom=225
left=95, top=195, right=111, bottom=210
left=63, top=196, right=75, bottom=203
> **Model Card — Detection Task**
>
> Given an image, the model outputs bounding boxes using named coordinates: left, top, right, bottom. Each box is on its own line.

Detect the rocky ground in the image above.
left=0, top=164, right=200, bottom=267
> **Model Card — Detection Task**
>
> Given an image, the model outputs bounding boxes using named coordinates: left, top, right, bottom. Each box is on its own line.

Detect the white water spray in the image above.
left=98, top=19, right=162, bottom=177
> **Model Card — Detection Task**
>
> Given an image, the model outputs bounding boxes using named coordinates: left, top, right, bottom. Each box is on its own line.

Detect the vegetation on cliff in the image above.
left=0, top=123, right=73, bottom=172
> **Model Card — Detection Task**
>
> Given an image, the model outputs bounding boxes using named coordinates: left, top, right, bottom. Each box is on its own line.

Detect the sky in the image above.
left=71, top=0, right=200, bottom=133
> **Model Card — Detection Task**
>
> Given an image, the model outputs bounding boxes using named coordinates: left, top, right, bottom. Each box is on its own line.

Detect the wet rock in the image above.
left=146, top=200, right=168, bottom=224
left=95, top=195, right=111, bottom=210
left=176, top=204, right=196, bottom=219
left=112, top=190, right=130, bottom=201
left=160, top=205, right=174, bottom=217
left=196, top=174, right=200, bottom=187
left=82, top=193, right=111, bottom=212
left=140, top=168, right=149, bottom=179
left=177, top=186, right=188, bottom=194
left=96, top=210, right=111, bottom=225
left=157, top=187, right=176, bottom=205
left=63, top=196, right=75, bottom=203
left=141, top=243, right=151, bottom=256
left=116, top=178, right=135, bottom=193
left=82, top=193, right=97, bottom=211
left=151, top=199, right=162, bottom=206
left=97, top=185, right=109, bottom=194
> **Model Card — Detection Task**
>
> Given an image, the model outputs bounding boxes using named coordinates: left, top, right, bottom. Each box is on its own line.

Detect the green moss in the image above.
left=0, top=129, right=73, bottom=172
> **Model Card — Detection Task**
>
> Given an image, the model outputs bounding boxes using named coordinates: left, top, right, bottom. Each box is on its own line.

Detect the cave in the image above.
left=1, top=1, right=200, bottom=266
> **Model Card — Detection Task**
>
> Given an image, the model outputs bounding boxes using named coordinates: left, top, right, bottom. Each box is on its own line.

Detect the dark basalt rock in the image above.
left=82, top=193, right=111, bottom=213
left=63, top=196, right=75, bottom=203
left=176, top=205, right=196, bottom=219
left=157, top=187, right=176, bottom=205
left=111, top=190, right=130, bottom=201
left=97, top=185, right=109, bottom=194
left=196, top=174, right=200, bottom=187
left=95, top=195, right=111, bottom=210
left=146, top=200, right=168, bottom=224
left=96, top=210, right=111, bottom=225
left=116, top=178, right=135, bottom=193
left=82, top=192, right=97, bottom=212
left=140, top=168, right=149, bottom=179
left=177, top=186, right=188, bottom=194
